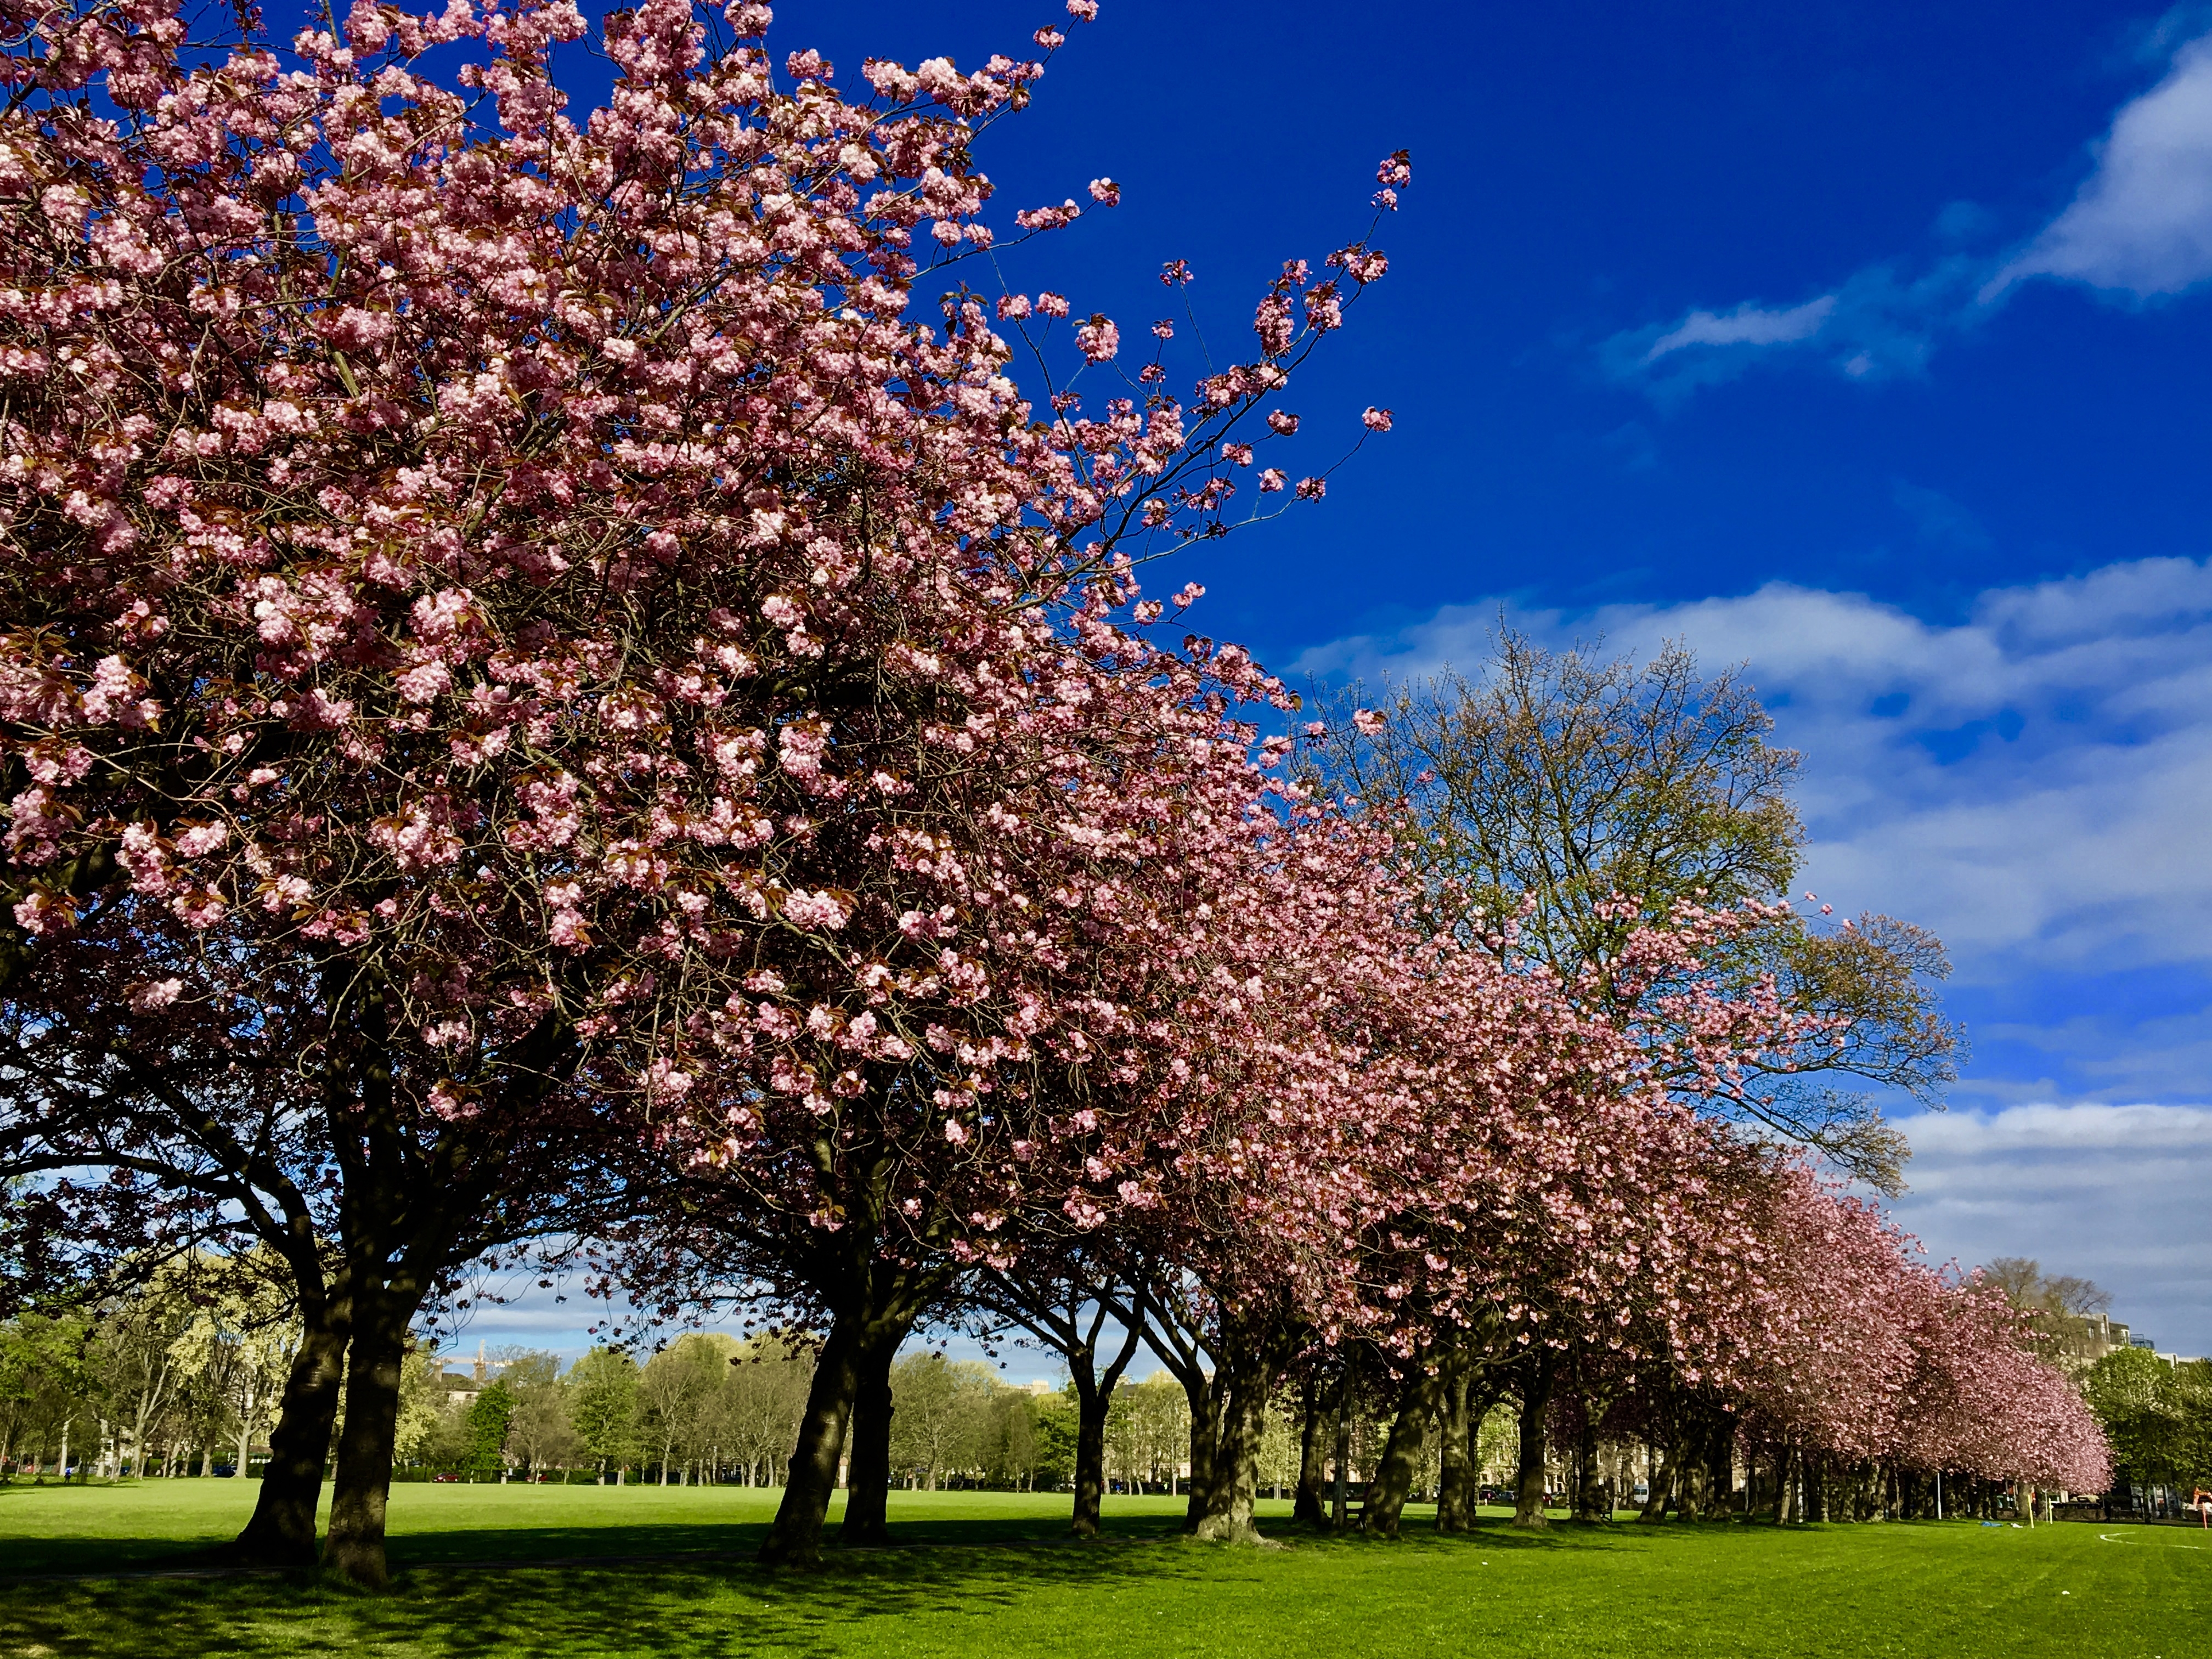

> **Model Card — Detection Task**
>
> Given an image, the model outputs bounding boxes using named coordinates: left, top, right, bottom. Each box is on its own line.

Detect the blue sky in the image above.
left=416, top=0, right=2212, bottom=1358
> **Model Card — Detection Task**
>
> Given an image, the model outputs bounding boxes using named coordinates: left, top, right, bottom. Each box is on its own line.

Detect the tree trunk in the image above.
left=1363, top=1367, right=1444, bottom=1538
left=1571, top=1383, right=1614, bottom=1522
left=1702, top=1414, right=1736, bottom=1520
left=759, top=1316, right=865, bottom=1565
left=233, top=1372, right=256, bottom=1478
left=1511, top=1349, right=1553, bottom=1529
left=323, top=1284, right=410, bottom=1588
left=1641, top=1433, right=1681, bottom=1522
left=1178, top=1368, right=1220, bottom=1533
left=839, top=1329, right=902, bottom=1545
left=1070, top=1373, right=1111, bottom=1537
left=230, top=1288, right=349, bottom=1568
left=1330, top=1378, right=1352, bottom=1530
left=1434, top=1370, right=1476, bottom=1533
left=1190, top=1336, right=1270, bottom=1544
left=1293, top=1373, right=1330, bottom=1529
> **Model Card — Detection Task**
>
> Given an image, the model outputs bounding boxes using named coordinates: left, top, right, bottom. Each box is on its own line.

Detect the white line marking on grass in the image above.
left=2096, top=1530, right=2204, bottom=1549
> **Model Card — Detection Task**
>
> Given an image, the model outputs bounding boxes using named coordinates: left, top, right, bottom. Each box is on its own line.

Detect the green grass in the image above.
left=0, top=1481, right=2205, bottom=1658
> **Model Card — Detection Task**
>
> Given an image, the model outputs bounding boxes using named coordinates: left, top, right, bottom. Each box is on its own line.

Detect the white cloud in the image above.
left=1888, top=1103, right=2212, bottom=1356
left=1646, top=296, right=1836, bottom=359
left=1602, top=261, right=1973, bottom=395
left=1606, top=31, right=2212, bottom=395
left=1294, top=557, right=2212, bottom=978
left=1991, top=36, right=2212, bottom=296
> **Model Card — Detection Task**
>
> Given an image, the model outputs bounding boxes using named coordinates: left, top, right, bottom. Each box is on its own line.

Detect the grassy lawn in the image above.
left=0, top=1482, right=2204, bottom=1658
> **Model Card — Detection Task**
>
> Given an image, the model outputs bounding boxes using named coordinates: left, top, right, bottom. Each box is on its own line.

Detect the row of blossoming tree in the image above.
left=0, top=0, right=2106, bottom=1585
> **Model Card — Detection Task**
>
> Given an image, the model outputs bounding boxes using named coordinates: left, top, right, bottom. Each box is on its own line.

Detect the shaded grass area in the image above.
left=0, top=1486, right=2204, bottom=1658
left=0, top=1481, right=1221, bottom=1576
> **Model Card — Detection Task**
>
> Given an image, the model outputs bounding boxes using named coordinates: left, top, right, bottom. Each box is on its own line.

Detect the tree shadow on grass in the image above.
left=0, top=1541, right=1235, bottom=1659
left=0, top=1501, right=1193, bottom=1578
left=0, top=1513, right=1773, bottom=1658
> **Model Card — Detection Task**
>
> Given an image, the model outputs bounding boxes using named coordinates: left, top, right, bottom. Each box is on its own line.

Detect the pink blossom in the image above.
left=1074, top=315, right=1119, bottom=363
left=126, top=978, right=184, bottom=1013
left=783, top=888, right=853, bottom=930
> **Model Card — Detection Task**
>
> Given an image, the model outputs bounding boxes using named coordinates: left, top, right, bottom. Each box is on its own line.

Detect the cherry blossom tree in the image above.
left=1, top=0, right=1406, bottom=1579
left=3, top=0, right=2105, bottom=1578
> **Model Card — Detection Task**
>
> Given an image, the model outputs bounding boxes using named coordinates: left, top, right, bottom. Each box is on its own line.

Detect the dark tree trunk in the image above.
left=1179, top=1369, right=1220, bottom=1533
left=323, top=1281, right=411, bottom=1587
left=1511, top=1349, right=1554, bottom=1529
left=1070, top=1374, right=1110, bottom=1537
left=1330, top=1349, right=1358, bottom=1530
left=1434, top=1370, right=1475, bottom=1533
left=1362, top=1367, right=1443, bottom=1538
left=1640, top=1435, right=1679, bottom=1523
left=1571, top=1381, right=1615, bottom=1522
left=759, top=1316, right=865, bottom=1565
left=1191, top=1329, right=1272, bottom=1543
left=1703, top=1414, right=1737, bottom=1520
left=837, top=1330, right=901, bottom=1545
left=1292, top=1372, right=1329, bottom=1530
left=228, top=1280, right=349, bottom=1567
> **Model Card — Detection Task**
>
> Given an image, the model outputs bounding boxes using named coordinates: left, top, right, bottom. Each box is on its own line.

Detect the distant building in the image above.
left=2066, top=1319, right=2204, bottom=1373
left=2038, top=1311, right=2133, bottom=1374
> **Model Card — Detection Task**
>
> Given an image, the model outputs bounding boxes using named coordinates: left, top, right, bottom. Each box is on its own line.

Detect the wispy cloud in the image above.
left=1645, top=296, right=1835, bottom=358
left=1604, top=259, right=1984, bottom=397
left=1605, top=30, right=2212, bottom=397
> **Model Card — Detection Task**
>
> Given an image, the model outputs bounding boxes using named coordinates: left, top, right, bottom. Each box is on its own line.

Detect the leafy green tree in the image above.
left=710, top=1336, right=813, bottom=1487
left=1032, top=1393, right=1079, bottom=1492
left=1105, top=1373, right=1192, bottom=1494
left=501, top=1351, right=577, bottom=1476
left=2084, top=1347, right=2211, bottom=1493
left=463, top=1379, right=516, bottom=1474
left=887, top=1353, right=994, bottom=1490
left=977, top=1387, right=1041, bottom=1489
left=568, top=1348, right=640, bottom=1482
left=391, top=1348, right=449, bottom=1467
left=637, top=1336, right=727, bottom=1485
left=0, top=1312, right=92, bottom=1476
